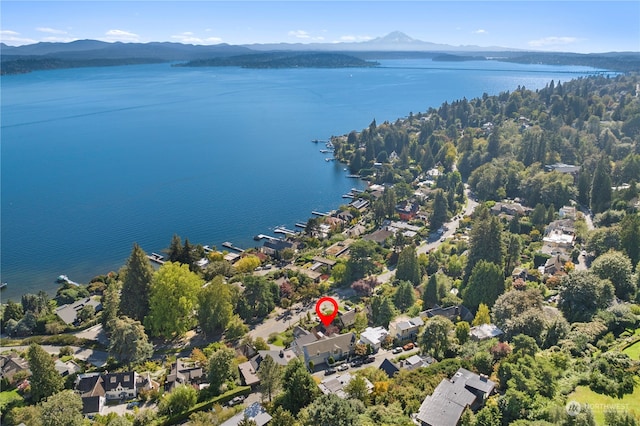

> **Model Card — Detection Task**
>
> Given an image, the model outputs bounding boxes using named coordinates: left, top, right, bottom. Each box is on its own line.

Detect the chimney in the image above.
left=480, top=374, right=488, bottom=382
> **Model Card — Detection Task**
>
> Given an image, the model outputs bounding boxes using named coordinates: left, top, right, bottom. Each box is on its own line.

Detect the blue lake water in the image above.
left=0, top=59, right=605, bottom=299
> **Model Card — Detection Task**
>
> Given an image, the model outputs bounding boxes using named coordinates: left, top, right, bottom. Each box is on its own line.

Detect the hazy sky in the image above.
left=1, top=1, right=639, bottom=53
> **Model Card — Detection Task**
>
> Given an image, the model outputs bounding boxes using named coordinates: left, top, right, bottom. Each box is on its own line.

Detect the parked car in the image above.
left=228, top=395, right=246, bottom=407
left=403, top=343, right=414, bottom=351
left=126, top=401, right=140, bottom=410
left=392, top=347, right=403, bottom=354
left=350, top=359, right=363, bottom=368
left=363, top=356, right=375, bottom=364
left=324, top=367, right=337, bottom=376
left=337, top=364, right=349, bottom=371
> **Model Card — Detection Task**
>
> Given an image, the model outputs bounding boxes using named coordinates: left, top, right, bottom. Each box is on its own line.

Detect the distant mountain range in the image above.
left=1, top=31, right=638, bottom=75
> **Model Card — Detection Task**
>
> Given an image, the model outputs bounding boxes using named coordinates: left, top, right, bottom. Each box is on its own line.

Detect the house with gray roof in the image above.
left=318, top=372, right=373, bottom=399
left=55, top=297, right=102, bottom=325
left=421, top=304, right=473, bottom=323
left=0, top=354, right=30, bottom=383
left=300, top=332, right=356, bottom=367
left=389, top=316, right=424, bottom=343
left=221, top=402, right=272, bottom=426
left=238, top=349, right=297, bottom=388
left=470, top=324, right=504, bottom=341
left=416, top=368, right=495, bottom=426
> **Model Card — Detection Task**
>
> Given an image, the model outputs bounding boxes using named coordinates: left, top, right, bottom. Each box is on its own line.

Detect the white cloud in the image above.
left=288, top=30, right=311, bottom=39
left=170, top=32, right=222, bottom=44
left=36, top=27, right=67, bottom=35
left=104, top=29, right=140, bottom=42
left=0, top=30, right=37, bottom=45
left=338, top=35, right=373, bottom=42
left=42, top=36, right=78, bottom=43
left=528, top=36, right=579, bottom=48
left=288, top=30, right=325, bottom=42
left=473, top=29, right=487, bottom=34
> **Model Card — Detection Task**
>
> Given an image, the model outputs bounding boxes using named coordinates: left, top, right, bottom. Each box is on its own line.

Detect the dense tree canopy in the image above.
left=559, top=270, right=614, bottom=323
left=108, top=316, right=153, bottom=365
left=197, top=275, right=233, bottom=335
left=145, top=262, right=203, bottom=338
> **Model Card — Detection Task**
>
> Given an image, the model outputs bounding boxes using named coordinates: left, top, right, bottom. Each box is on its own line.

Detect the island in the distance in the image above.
left=174, top=52, right=380, bottom=69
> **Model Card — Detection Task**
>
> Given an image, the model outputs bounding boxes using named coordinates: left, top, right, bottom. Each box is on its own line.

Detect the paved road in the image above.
left=2, top=344, right=108, bottom=367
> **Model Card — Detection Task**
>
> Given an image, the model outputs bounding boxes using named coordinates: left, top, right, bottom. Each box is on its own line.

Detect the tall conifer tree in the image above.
left=120, top=243, right=154, bottom=322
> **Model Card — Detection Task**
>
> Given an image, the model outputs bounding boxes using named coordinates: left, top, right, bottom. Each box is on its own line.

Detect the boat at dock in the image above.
left=55, top=275, right=80, bottom=286
left=0, top=282, right=7, bottom=290
left=222, top=241, right=245, bottom=252
left=274, top=227, right=297, bottom=236
left=147, top=252, right=166, bottom=265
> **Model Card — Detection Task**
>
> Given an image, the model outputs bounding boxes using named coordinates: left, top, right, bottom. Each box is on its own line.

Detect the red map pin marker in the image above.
left=315, top=296, right=339, bottom=326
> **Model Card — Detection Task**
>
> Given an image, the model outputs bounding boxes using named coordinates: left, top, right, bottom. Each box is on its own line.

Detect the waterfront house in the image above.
left=262, top=239, right=294, bottom=259
left=55, top=297, right=102, bottom=326
left=415, top=368, right=495, bottom=426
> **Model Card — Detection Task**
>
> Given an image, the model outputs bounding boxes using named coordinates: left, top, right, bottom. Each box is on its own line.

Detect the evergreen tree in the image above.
left=619, top=214, right=640, bottom=269
left=119, top=243, right=154, bottom=322
left=395, top=245, right=421, bottom=286
left=371, top=296, right=396, bottom=327
left=257, top=354, right=282, bottom=402
left=101, top=281, right=121, bottom=333
left=167, top=234, right=183, bottom=263
left=464, top=206, right=502, bottom=283
left=590, top=157, right=612, bottom=213
left=463, top=261, right=505, bottom=310
left=503, top=234, right=523, bottom=278
left=423, top=274, right=439, bottom=309
left=27, top=343, right=64, bottom=402
left=393, top=281, right=416, bottom=312
left=279, top=359, right=319, bottom=414
left=430, top=189, right=449, bottom=232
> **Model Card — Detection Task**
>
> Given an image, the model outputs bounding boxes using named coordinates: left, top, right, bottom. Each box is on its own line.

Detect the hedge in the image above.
left=157, top=385, right=251, bottom=425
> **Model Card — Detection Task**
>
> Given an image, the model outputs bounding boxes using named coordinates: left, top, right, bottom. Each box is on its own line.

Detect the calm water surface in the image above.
left=1, top=59, right=604, bottom=299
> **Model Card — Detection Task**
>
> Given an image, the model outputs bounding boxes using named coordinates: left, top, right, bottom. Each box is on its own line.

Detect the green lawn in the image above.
left=0, top=389, right=24, bottom=411
left=567, top=384, right=640, bottom=425
left=622, top=341, right=640, bottom=360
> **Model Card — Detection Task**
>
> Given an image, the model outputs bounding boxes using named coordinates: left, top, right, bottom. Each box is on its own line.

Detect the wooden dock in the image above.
left=312, top=211, right=329, bottom=217
left=295, top=223, right=307, bottom=228
left=254, top=234, right=279, bottom=241
left=222, top=242, right=245, bottom=252
left=147, top=253, right=166, bottom=265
